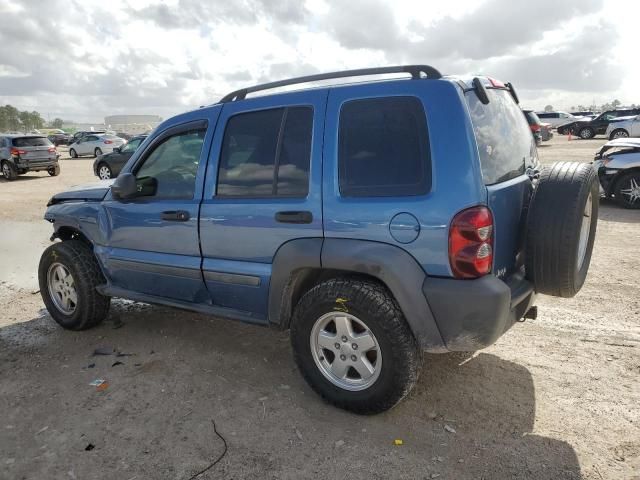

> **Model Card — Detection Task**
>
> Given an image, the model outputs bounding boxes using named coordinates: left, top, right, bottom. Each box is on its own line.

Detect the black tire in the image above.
left=525, top=162, right=599, bottom=298
left=97, top=163, right=112, bottom=180
left=613, top=171, right=640, bottom=209
left=578, top=127, right=595, bottom=139
left=290, top=278, right=421, bottom=414
left=94, top=148, right=102, bottom=157
left=1, top=161, right=18, bottom=180
left=609, top=129, right=629, bottom=140
left=38, top=240, right=110, bottom=330
left=69, top=148, right=78, bottom=158
left=48, top=165, right=61, bottom=176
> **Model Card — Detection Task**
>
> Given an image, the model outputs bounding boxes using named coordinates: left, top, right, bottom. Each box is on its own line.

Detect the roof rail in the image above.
left=219, top=65, right=442, bottom=103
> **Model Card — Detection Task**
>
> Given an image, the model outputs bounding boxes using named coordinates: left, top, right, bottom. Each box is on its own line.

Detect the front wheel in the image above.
left=290, top=278, right=421, bottom=414
left=97, top=163, right=112, bottom=180
left=614, top=172, right=640, bottom=209
left=69, top=148, right=78, bottom=158
left=39, top=240, right=110, bottom=330
left=609, top=129, right=629, bottom=140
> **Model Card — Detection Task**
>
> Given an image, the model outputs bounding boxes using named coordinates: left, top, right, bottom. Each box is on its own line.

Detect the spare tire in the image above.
left=525, top=162, right=598, bottom=298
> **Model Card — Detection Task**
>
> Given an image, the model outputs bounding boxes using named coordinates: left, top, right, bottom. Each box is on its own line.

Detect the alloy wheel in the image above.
left=47, top=263, right=78, bottom=315
left=619, top=176, right=640, bottom=207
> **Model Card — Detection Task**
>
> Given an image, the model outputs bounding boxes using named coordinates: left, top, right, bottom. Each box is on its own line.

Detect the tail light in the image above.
left=530, top=124, right=541, bottom=133
left=10, top=148, right=26, bottom=156
left=48, top=147, right=56, bottom=153
left=104, top=140, right=113, bottom=144
left=449, top=206, right=494, bottom=279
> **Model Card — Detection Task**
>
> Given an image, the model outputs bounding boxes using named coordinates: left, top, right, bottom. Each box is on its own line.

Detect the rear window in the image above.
left=524, top=111, right=541, bottom=126
left=338, top=96, right=430, bottom=197
left=12, top=137, right=52, bottom=147
left=466, top=89, right=535, bottom=185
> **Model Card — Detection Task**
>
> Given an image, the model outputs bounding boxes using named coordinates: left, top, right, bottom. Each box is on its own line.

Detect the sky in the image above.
left=0, top=0, right=638, bottom=123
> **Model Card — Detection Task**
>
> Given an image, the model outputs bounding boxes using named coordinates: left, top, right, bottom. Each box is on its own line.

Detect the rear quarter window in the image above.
left=466, top=89, right=536, bottom=185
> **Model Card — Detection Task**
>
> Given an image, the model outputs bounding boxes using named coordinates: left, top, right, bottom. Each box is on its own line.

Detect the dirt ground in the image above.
left=0, top=135, right=638, bottom=480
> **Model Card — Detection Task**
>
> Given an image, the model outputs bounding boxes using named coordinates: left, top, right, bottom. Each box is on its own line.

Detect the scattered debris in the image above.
left=444, top=425, right=456, bottom=434
left=295, top=428, right=303, bottom=441
left=393, top=439, right=403, bottom=446
left=31, top=289, right=40, bottom=295
left=92, top=347, right=115, bottom=356
left=186, top=420, right=227, bottom=480
left=430, top=474, right=441, bottom=479
left=258, top=396, right=268, bottom=401
left=87, top=363, right=95, bottom=369
left=116, top=351, right=134, bottom=357
left=88, top=379, right=106, bottom=387
left=35, top=426, right=48, bottom=435
left=279, top=384, right=290, bottom=390
left=84, top=443, right=95, bottom=451
left=427, top=411, right=437, bottom=420
left=334, top=440, right=345, bottom=448
left=111, top=361, right=124, bottom=367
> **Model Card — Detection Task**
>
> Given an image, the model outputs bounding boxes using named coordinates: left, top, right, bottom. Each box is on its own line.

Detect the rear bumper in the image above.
left=14, top=158, right=58, bottom=171
left=422, top=271, right=535, bottom=351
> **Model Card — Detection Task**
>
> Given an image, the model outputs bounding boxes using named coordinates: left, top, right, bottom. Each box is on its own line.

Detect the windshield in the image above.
left=465, top=89, right=536, bottom=185
left=12, top=137, right=52, bottom=147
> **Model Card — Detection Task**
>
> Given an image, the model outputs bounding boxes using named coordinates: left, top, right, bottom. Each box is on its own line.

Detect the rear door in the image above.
left=199, top=90, right=326, bottom=322
left=465, top=87, right=537, bottom=279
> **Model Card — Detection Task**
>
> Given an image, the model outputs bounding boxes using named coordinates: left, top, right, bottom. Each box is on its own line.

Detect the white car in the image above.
left=69, top=134, right=126, bottom=158
left=593, top=138, right=640, bottom=208
left=536, top=111, right=587, bottom=128
left=605, top=115, right=640, bottom=140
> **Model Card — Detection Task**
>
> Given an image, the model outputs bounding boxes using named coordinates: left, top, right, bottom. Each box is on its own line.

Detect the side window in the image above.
left=216, top=106, right=312, bottom=197
left=338, top=96, right=430, bottom=197
left=122, top=138, right=142, bottom=153
left=134, top=130, right=205, bottom=199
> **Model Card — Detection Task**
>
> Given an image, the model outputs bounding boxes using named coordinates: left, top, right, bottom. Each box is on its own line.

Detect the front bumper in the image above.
left=422, top=271, right=535, bottom=351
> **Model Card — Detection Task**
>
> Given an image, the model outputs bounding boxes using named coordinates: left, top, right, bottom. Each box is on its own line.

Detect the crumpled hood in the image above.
left=47, top=180, right=113, bottom=206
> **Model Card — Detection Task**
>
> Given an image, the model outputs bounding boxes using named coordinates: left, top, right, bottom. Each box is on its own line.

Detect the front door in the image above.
left=199, top=90, right=326, bottom=322
left=98, top=113, right=219, bottom=303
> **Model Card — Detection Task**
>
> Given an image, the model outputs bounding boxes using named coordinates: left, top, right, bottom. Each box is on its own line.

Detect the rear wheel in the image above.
left=48, top=165, right=60, bottom=176
left=38, top=240, right=110, bottom=330
left=609, top=129, right=629, bottom=140
left=290, top=278, right=421, bottom=414
left=69, top=148, right=78, bottom=158
left=578, top=127, right=595, bottom=139
left=1, top=161, right=17, bottom=181
left=526, top=162, right=599, bottom=298
left=98, top=163, right=112, bottom=180
left=94, top=147, right=102, bottom=157
left=614, top=171, right=640, bottom=209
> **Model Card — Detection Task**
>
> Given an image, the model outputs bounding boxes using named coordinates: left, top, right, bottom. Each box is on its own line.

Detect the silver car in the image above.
left=69, top=134, right=125, bottom=158
left=593, top=138, right=640, bottom=208
left=0, top=134, right=60, bottom=181
left=605, top=115, right=640, bottom=140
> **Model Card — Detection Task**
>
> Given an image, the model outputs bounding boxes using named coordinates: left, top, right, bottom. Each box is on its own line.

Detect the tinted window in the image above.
left=12, top=137, right=52, bottom=147
left=135, top=130, right=205, bottom=199
left=122, top=138, right=142, bottom=153
left=338, top=96, right=430, bottom=197
left=466, top=89, right=534, bottom=185
left=217, top=106, right=312, bottom=197
left=524, top=111, right=541, bottom=126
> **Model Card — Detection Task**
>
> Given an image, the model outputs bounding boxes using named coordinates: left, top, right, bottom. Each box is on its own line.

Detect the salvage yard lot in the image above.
left=1, top=136, right=638, bottom=479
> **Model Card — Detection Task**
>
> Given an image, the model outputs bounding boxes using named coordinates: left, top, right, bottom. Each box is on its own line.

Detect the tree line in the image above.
left=544, top=100, right=638, bottom=113
left=0, top=104, right=66, bottom=133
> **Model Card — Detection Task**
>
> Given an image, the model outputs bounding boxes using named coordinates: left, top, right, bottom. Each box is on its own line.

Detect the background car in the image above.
left=69, top=134, right=126, bottom=158
left=47, top=132, right=72, bottom=146
left=557, top=108, right=640, bottom=139
left=93, top=134, right=147, bottom=179
left=0, top=134, right=60, bottom=180
left=523, top=109, right=543, bottom=145
left=536, top=111, right=586, bottom=128
left=70, top=130, right=107, bottom=144
left=605, top=114, right=640, bottom=139
left=593, top=138, right=640, bottom=208
left=540, top=123, right=554, bottom=142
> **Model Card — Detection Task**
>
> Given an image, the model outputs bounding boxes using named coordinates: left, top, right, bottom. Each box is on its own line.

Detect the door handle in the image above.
left=275, top=211, right=313, bottom=224
left=161, top=210, right=190, bottom=222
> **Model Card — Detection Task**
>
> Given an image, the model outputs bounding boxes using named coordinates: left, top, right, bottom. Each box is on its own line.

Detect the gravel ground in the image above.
left=0, top=135, right=638, bottom=480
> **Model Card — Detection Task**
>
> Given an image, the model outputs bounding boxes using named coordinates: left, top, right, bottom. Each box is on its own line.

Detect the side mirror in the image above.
left=113, top=146, right=121, bottom=153
left=111, top=173, right=137, bottom=200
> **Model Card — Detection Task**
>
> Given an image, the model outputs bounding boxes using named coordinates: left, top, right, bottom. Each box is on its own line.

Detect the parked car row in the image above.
left=523, top=109, right=553, bottom=145
left=554, top=108, right=640, bottom=139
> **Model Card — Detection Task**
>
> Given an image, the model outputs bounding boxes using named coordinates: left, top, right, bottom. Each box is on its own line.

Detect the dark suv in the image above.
left=38, top=66, right=598, bottom=413
left=1, top=135, right=60, bottom=180
left=558, top=108, right=640, bottom=138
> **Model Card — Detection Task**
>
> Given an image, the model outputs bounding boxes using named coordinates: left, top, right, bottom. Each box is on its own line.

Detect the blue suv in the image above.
left=39, top=66, right=598, bottom=413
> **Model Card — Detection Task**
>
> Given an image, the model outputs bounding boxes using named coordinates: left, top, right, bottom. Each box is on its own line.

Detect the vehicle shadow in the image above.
left=0, top=302, right=582, bottom=480
left=599, top=197, right=639, bottom=223
left=0, top=174, right=47, bottom=183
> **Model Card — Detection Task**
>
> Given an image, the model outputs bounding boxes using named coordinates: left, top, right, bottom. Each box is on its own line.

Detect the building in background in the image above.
left=104, top=114, right=163, bottom=136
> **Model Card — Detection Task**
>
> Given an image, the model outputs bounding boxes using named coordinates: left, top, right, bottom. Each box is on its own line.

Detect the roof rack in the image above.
left=219, top=65, right=442, bottom=103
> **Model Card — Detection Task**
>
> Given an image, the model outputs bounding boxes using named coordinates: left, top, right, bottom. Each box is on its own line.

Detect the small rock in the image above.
left=444, top=425, right=456, bottom=434
left=335, top=440, right=345, bottom=448
left=279, top=384, right=290, bottom=390
left=427, top=411, right=437, bottom=420
left=361, top=428, right=367, bottom=433
left=259, top=396, right=268, bottom=401
left=436, top=456, right=444, bottom=463
left=458, top=459, right=464, bottom=463
left=431, top=474, right=440, bottom=479
left=295, top=428, right=303, bottom=441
